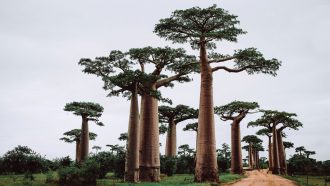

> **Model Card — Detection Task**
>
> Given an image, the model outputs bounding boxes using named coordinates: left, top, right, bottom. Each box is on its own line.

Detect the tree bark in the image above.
left=272, top=126, right=280, bottom=174
left=277, top=130, right=286, bottom=175
left=125, top=88, right=140, bottom=182
left=268, top=136, right=273, bottom=171
left=80, top=115, right=89, bottom=162
left=230, top=120, right=243, bottom=174
left=194, top=42, right=219, bottom=183
left=75, top=141, right=81, bottom=163
left=139, top=84, right=160, bottom=182
left=165, top=119, right=177, bottom=157
left=248, top=144, right=253, bottom=169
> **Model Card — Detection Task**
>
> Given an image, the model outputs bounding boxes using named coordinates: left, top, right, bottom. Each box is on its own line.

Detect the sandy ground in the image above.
left=224, top=169, right=298, bottom=186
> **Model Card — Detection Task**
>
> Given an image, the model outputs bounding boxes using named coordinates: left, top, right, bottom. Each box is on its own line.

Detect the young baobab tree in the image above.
left=241, top=135, right=262, bottom=169
left=256, top=128, right=273, bottom=170
left=64, top=102, right=104, bottom=162
left=80, top=47, right=197, bottom=182
left=60, top=129, right=97, bottom=162
left=248, top=110, right=301, bottom=174
left=215, top=101, right=259, bottom=174
left=155, top=5, right=281, bottom=182
left=159, top=105, right=198, bottom=157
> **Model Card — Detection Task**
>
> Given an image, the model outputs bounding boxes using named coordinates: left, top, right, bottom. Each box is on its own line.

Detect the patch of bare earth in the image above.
left=224, top=169, right=298, bottom=186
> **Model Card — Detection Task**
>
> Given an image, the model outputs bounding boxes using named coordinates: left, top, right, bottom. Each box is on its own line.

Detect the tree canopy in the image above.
left=60, top=129, right=97, bottom=143
left=183, top=122, right=198, bottom=132
left=242, top=135, right=262, bottom=144
left=64, top=102, right=104, bottom=126
left=248, top=110, right=302, bottom=131
left=159, top=105, right=198, bottom=124
left=214, top=101, right=259, bottom=121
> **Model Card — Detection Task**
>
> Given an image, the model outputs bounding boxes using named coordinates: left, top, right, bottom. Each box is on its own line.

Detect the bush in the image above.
left=58, top=166, right=81, bottom=186
left=162, top=156, right=177, bottom=176
left=89, top=151, right=113, bottom=178
left=57, top=158, right=100, bottom=186
left=0, top=146, right=49, bottom=174
left=113, top=151, right=125, bottom=178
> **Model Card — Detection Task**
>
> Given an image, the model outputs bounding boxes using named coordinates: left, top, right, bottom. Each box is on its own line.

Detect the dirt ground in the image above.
left=224, top=169, right=298, bottom=186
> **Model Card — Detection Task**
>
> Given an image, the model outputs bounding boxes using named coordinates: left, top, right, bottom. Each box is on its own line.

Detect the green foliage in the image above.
left=283, top=141, right=294, bottom=149
left=241, top=135, right=262, bottom=144
left=256, top=128, right=272, bottom=137
left=232, top=48, right=281, bottom=76
left=57, top=158, right=100, bottom=186
left=57, top=166, right=81, bottom=186
left=113, top=151, right=125, bottom=179
left=175, top=145, right=195, bottom=174
left=64, top=102, right=104, bottom=118
left=248, top=110, right=302, bottom=131
left=183, top=122, right=198, bottom=132
left=215, top=101, right=259, bottom=121
left=89, top=152, right=113, bottom=179
left=217, top=143, right=231, bottom=173
left=160, top=156, right=177, bottom=176
left=0, top=146, right=49, bottom=174
left=60, top=129, right=97, bottom=143
left=154, top=4, right=246, bottom=49
left=159, top=105, right=198, bottom=124
left=118, top=133, right=128, bottom=141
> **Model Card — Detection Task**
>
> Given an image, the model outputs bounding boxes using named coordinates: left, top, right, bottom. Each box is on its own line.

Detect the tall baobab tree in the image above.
left=256, top=128, right=273, bottom=170
left=158, top=105, right=198, bottom=157
left=155, top=5, right=281, bottom=183
left=60, top=129, right=97, bottom=162
left=64, top=102, right=104, bottom=162
left=215, top=101, right=259, bottom=174
left=80, top=47, right=197, bottom=182
left=241, top=135, right=262, bottom=169
left=248, top=110, right=302, bottom=174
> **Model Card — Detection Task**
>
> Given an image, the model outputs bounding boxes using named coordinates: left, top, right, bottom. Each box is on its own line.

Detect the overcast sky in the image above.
left=1, top=0, right=329, bottom=161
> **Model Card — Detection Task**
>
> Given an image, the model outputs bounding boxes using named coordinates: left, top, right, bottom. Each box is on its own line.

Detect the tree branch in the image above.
left=212, top=65, right=250, bottom=72
left=209, top=56, right=235, bottom=63
left=156, top=73, right=183, bottom=88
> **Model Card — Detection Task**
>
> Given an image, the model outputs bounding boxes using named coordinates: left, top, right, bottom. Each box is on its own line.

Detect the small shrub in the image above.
left=163, top=156, right=177, bottom=176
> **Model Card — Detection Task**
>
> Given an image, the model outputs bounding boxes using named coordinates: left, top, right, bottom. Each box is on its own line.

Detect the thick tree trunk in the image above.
left=165, top=120, right=177, bottom=157
left=139, top=84, right=160, bottom=182
left=230, top=120, right=243, bottom=174
left=80, top=115, right=89, bottom=162
left=268, top=136, right=273, bottom=171
left=75, top=141, right=81, bottom=162
left=125, top=89, right=140, bottom=182
left=256, top=151, right=260, bottom=169
left=277, top=130, right=286, bottom=175
left=272, top=126, right=280, bottom=174
left=248, top=144, right=253, bottom=169
left=194, top=42, right=219, bottom=183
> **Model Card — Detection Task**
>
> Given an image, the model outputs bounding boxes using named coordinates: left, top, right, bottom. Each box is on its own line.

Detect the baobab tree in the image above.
left=256, top=128, right=273, bottom=170
left=241, top=135, right=262, bottom=169
left=215, top=101, right=259, bottom=174
left=159, top=105, right=198, bottom=157
left=248, top=110, right=302, bottom=174
left=64, top=102, right=104, bottom=162
left=80, top=47, right=197, bottom=182
left=155, top=5, right=281, bottom=182
left=60, top=129, right=97, bottom=162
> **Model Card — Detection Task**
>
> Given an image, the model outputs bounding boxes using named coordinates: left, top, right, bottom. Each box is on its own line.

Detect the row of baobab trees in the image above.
left=60, top=5, right=292, bottom=183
